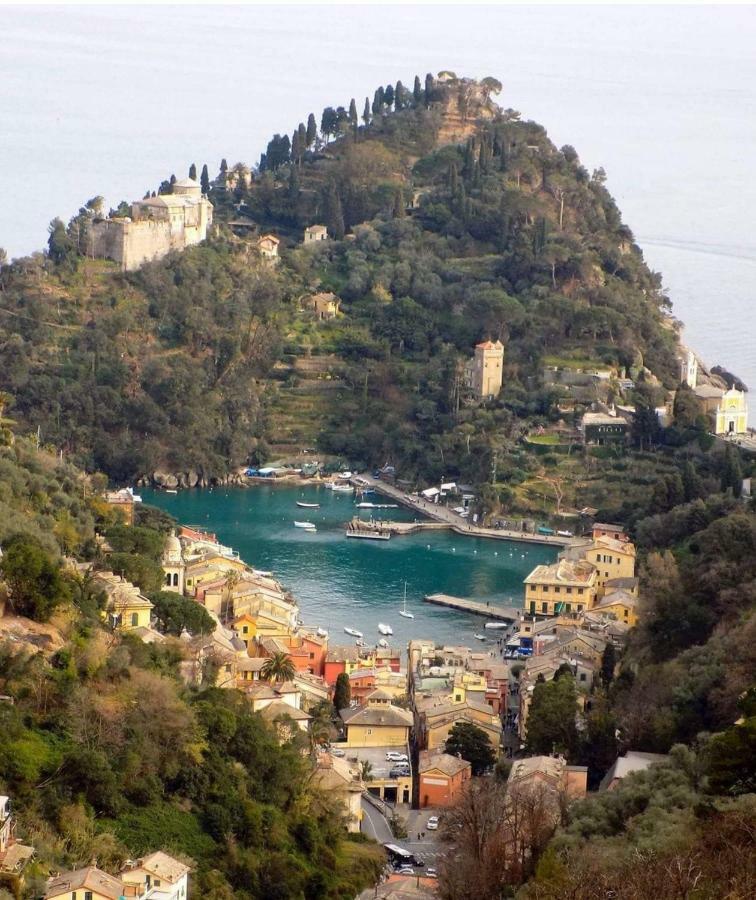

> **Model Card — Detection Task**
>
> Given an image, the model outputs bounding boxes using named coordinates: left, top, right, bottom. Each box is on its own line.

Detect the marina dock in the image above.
left=424, top=593, right=522, bottom=621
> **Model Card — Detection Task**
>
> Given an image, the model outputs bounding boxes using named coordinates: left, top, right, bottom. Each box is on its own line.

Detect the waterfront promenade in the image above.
left=424, top=593, right=522, bottom=621
left=352, top=475, right=582, bottom=548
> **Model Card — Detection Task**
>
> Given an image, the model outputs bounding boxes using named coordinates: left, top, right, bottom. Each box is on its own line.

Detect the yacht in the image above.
left=398, top=582, right=414, bottom=619
left=378, top=623, right=393, bottom=636
left=331, top=484, right=354, bottom=493
left=474, top=633, right=487, bottom=641
left=296, top=501, right=320, bottom=508
left=484, top=622, right=509, bottom=630
left=294, top=520, right=317, bottom=530
left=344, top=627, right=363, bottom=638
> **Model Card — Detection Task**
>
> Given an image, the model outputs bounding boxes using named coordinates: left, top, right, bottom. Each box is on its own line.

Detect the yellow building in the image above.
left=95, top=572, right=154, bottom=630
left=580, top=537, right=636, bottom=598
left=464, top=340, right=504, bottom=399
left=340, top=691, right=413, bottom=748
left=715, top=389, right=749, bottom=436
left=45, top=867, right=124, bottom=900
left=593, top=589, right=640, bottom=627
left=311, top=755, right=364, bottom=832
left=523, top=559, right=596, bottom=616
left=450, top=672, right=487, bottom=705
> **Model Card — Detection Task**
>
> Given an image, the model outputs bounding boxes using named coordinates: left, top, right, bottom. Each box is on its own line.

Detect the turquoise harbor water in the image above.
left=142, top=485, right=557, bottom=647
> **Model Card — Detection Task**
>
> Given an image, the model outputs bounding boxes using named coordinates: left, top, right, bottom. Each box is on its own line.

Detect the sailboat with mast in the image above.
left=398, top=582, right=414, bottom=619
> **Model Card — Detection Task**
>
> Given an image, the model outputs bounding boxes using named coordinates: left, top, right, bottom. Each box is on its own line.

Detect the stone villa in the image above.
left=89, top=178, right=213, bottom=271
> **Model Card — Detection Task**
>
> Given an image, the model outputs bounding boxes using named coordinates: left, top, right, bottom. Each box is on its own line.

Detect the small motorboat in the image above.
left=474, top=634, right=487, bottom=641
left=378, top=623, right=393, bottom=636
left=484, top=622, right=509, bottom=630
left=331, top=484, right=354, bottom=493
left=252, top=569, right=273, bottom=578
left=296, top=501, right=320, bottom=508
left=344, top=627, right=363, bottom=638
left=377, top=638, right=389, bottom=649
left=165, top=489, right=178, bottom=494
left=294, top=521, right=317, bottom=530
left=316, top=627, right=329, bottom=639
left=355, top=639, right=367, bottom=648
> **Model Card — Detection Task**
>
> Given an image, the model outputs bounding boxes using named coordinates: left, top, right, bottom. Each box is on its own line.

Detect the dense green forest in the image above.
left=0, top=437, right=381, bottom=899
left=0, top=72, right=679, bottom=489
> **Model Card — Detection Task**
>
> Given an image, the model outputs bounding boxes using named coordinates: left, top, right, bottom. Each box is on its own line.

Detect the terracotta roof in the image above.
left=135, top=851, right=190, bottom=883
left=524, top=559, right=596, bottom=587
left=419, top=750, right=471, bottom=778
left=341, top=704, right=413, bottom=729
left=46, top=867, right=123, bottom=900
left=260, top=700, right=311, bottom=721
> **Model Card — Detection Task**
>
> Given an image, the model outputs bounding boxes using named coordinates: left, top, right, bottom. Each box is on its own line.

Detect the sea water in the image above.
left=142, top=485, right=557, bottom=647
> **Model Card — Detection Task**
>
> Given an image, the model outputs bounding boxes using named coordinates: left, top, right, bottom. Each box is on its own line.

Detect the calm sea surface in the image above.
left=142, top=485, right=556, bottom=647
left=2, top=6, right=754, bottom=421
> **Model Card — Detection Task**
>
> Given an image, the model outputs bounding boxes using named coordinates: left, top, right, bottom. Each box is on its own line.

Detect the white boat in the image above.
left=316, top=627, right=329, bottom=639
left=357, top=502, right=398, bottom=509
left=165, top=489, right=178, bottom=494
left=355, top=639, right=367, bottom=648
left=344, top=627, right=363, bottom=638
left=296, top=501, right=320, bottom=508
left=399, top=582, right=414, bottom=619
left=378, top=623, right=393, bottom=636
left=336, top=471, right=353, bottom=480
left=332, top=484, right=354, bottom=493
left=294, top=521, right=317, bottom=530
left=345, top=529, right=390, bottom=541
left=474, top=634, right=487, bottom=641
left=377, top=638, right=389, bottom=649
left=252, top=569, right=273, bottom=578
left=484, top=622, right=509, bottom=630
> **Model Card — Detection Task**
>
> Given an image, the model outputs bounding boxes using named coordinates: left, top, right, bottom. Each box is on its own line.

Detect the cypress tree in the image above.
left=424, top=72, right=434, bottom=107
left=291, top=130, right=302, bottom=168
left=721, top=445, right=743, bottom=497
left=287, top=165, right=300, bottom=202
left=372, top=87, right=384, bottom=116
left=394, top=80, right=405, bottom=109
left=170, top=174, right=177, bottom=186
left=392, top=188, right=405, bottom=219
left=200, top=164, right=210, bottom=194
left=348, top=98, right=358, bottom=140
left=413, top=75, right=422, bottom=105
left=324, top=182, right=345, bottom=240
left=188, top=163, right=197, bottom=180
left=384, top=83, right=394, bottom=109
left=362, top=97, right=371, bottom=127
left=306, top=113, right=317, bottom=147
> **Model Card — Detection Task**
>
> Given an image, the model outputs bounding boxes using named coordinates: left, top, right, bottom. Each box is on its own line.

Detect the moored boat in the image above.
left=296, top=501, right=320, bottom=508
left=378, top=623, right=393, bottom=636
left=399, top=582, right=414, bottom=618
left=474, top=633, right=486, bottom=641
left=294, top=520, right=317, bottom=530
left=377, top=638, right=389, bottom=648
left=316, top=627, right=329, bottom=638
left=484, top=622, right=509, bottom=630
left=344, top=627, right=363, bottom=638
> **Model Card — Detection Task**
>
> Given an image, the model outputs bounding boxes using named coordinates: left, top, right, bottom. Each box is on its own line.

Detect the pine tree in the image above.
left=413, top=75, right=422, bottom=105
left=189, top=163, right=197, bottom=180
left=200, top=164, right=210, bottom=194
left=424, top=72, right=434, bottom=107
left=306, top=113, right=317, bottom=148
left=362, top=97, right=371, bottom=127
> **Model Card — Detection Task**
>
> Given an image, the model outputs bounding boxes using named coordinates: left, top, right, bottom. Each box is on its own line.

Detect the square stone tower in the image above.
left=466, top=340, right=504, bottom=399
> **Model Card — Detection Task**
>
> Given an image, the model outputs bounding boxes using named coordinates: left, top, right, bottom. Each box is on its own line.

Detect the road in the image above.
left=361, top=797, right=393, bottom=844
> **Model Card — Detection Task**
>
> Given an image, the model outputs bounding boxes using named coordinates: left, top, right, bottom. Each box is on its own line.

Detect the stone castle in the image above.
left=89, top=177, right=213, bottom=271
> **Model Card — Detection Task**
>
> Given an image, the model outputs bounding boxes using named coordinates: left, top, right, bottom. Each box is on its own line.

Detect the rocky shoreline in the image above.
left=136, top=469, right=323, bottom=490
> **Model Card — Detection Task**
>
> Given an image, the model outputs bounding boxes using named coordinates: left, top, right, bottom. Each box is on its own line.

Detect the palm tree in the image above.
left=260, top=651, right=296, bottom=684
left=360, top=760, right=373, bottom=782
left=221, top=568, right=241, bottom=623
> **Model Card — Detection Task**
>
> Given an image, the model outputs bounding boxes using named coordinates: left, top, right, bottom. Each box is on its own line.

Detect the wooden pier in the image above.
left=424, top=593, right=522, bottom=621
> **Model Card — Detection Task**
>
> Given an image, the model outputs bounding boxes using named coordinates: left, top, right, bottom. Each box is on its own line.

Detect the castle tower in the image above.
left=467, top=340, right=504, bottom=399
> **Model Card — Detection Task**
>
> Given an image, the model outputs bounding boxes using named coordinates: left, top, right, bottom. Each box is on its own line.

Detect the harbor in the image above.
left=141, top=484, right=556, bottom=646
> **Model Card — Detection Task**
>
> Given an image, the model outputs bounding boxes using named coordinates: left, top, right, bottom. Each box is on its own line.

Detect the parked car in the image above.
left=386, top=751, right=409, bottom=761
left=412, top=859, right=425, bottom=868
left=426, top=868, right=438, bottom=878
left=330, top=747, right=346, bottom=757
left=397, top=867, right=414, bottom=876
left=390, top=767, right=410, bottom=778
left=426, top=816, right=439, bottom=830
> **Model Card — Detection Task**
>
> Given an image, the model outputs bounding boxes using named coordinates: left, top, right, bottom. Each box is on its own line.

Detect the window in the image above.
left=366, top=728, right=372, bottom=735
left=578, top=605, right=584, bottom=612
left=579, top=673, right=587, bottom=682
left=578, top=588, right=584, bottom=595
left=154, top=881, right=161, bottom=887
left=529, top=602, right=536, bottom=615
left=72, top=893, right=77, bottom=900
left=541, top=602, right=548, bottom=614
left=566, top=603, right=571, bottom=613
left=566, top=587, right=573, bottom=594
left=165, top=573, right=171, bottom=585
left=542, top=585, right=549, bottom=592
left=242, top=625, right=248, bottom=634
left=131, top=612, right=139, bottom=626
left=173, top=572, right=179, bottom=586
left=309, top=652, right=315, bottom=659
left=85, top=893, right=93, bottom=900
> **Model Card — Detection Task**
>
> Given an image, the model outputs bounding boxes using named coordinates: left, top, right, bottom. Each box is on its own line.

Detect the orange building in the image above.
left=591, top=523, right=628, bottom=543
left=418, top=750, right=472, bottom=808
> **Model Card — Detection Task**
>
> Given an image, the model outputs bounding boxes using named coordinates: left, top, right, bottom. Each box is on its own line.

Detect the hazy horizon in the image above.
left=2, top=4, right=755, bottom=412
